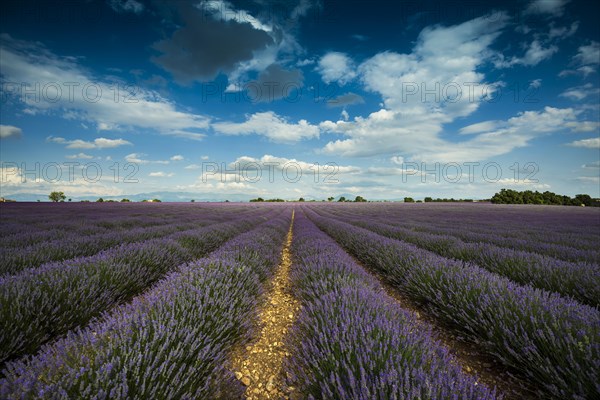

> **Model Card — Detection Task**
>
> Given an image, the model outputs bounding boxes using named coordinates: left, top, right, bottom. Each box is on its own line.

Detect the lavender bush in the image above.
left=305, top=207, right=600, bottom=399
left=0, top=210, right=291, bottom=399
left=285, top=212, right=497, bottom=399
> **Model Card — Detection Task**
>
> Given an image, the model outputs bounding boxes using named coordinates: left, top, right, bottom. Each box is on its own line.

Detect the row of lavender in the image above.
left=318, top=204, right=600, bottom=263
left=0, top=204, right=263, bottom=275
left=0, top=203, right=260, bottom=254
left=314, top=207, right=600, bottom=307
left=0, top=207, right=274, bottom=364
left=284, top=212, right=497, bottom=399
left=1, top=210, right=292, bottom=398
left=304, top=207, right=599, bottom=399
left=0, top=203, right=207, bottom=238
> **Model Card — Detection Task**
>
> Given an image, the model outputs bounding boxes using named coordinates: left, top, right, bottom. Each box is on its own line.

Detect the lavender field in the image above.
left=0, top=202, right=599, bottom=399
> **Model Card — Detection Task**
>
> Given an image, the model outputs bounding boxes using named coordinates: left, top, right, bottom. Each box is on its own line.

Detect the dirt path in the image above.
left=231, top=211, right=299, bottom=400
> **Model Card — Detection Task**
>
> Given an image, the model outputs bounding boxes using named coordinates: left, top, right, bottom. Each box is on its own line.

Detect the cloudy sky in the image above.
left=1, top=0, right=599, bottom=200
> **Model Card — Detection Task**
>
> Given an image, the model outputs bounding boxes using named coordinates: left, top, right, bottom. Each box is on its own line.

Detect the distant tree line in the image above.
left=491, top=189, right=598, bottom=206
left=423, top=197, right=474, bottom=203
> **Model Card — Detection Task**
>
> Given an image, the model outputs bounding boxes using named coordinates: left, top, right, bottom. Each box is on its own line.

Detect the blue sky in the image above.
left=1, top=0, right=599, bottom=200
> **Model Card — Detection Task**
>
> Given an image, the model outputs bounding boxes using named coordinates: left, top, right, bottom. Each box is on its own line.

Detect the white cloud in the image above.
left=560, top=83, right=600, bottom=101
left=149, top=171, right=174, bottom=178
left=65, top=153, right=94, bottom=159
left=0, top=125, right=22, bottom=139
left=561, top=42, right=600, bottom=77
left=170, top=155, right=184, bottom=161
left=0, top=35, right=209, bottom=138
left=390, top=156, right=405, bottom=165
left=184, top=164, right=201, bottom=170
left=125, top=153, right=169, bottom=165
left=524, top=0, right=570, bottom=17
left=573, top=41, right=600, bottom=66
left=529, top=79, right=542, bottom=89
left=229, top=154, right=361, bottom=175
left=564, top=121, right=600, bottom=132
left=495, top=40, right=558, bottom=67
left=459, top=121, right=503, bottom=135
left=201, top=155, right=209, bottom=160
left=125, top=153, right=146, bottom=164
left=47, top=136, right=132, bottom=149
left=316, top=52, right=357, bottom=85
left=548, top=21, right=578, bottom=39
left=213, top=111, right=319, bottom=143
left=110, top=0, right=144, bottom=14
left=568, top=137, right=600, bottom=149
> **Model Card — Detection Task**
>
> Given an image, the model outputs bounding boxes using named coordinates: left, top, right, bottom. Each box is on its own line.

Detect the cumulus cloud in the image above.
left=320, top=14, right=513, bottom=160
left=152, top=0, right=313, bottom=85
left=229, top=154, right=360, bottom=175
left=568, top=137, right=600, bottom=149
left=170, top=155, right=184, bottom=161
left=47, top=136, right=132, bottom=149
left=317, top=52, right=357, bottom=85
left=0, top=125, right=22, bottom=139
left=152, top=2, right=274, bottom=83
left=0, top=35, right=209, bottom=138
left=213, top=111, right=319, bottom=143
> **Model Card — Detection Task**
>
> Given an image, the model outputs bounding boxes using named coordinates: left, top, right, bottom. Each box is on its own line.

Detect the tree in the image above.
left=48, top=191, right=66, bottom=202
left=96, top=197, right=104, bottom=202
left=424, top=197, right=433, bottom=203
left=338, top=196, right=346, bottom=202
left=298, top=197, right=305, bottom=202
left=404, top=197, right=415, bottom=203
left=354, top=195, right=367, bottom=202
left=121, top=198, right=130, bottom=202
left=190, top=199, right=195, bottom=202
left=68, top=198, right=72, bottom=202
left=327, top=196, right=335, bottom=202
left=575, top=194, right=592, bottom=206
left=152, top=199, right=162, bottom=202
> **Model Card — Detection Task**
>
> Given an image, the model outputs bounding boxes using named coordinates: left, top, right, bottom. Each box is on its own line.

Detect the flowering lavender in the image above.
left=317, top=203, right=600, bottom=263
left=0, top=203, right=268, bottom=276
left=0, top=209, right=291, bottom=399
left=285, top=212, right=497, bottom=399
left=337, top=218, right=600, bottom=307
left=0, top=211, right=275, bottom=364
left=305, top=207, right=600, bottom=399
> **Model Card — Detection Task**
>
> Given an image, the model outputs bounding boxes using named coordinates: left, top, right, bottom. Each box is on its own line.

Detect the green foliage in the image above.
left=96, top=198, right=104, bottom=203
left=404, top=197, right=415, bottom=203
left=491, top=189, right=597, bottom=206
left=48, top=191, right=66, bottom=202
left=354, top=196, right=367, bottom=202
